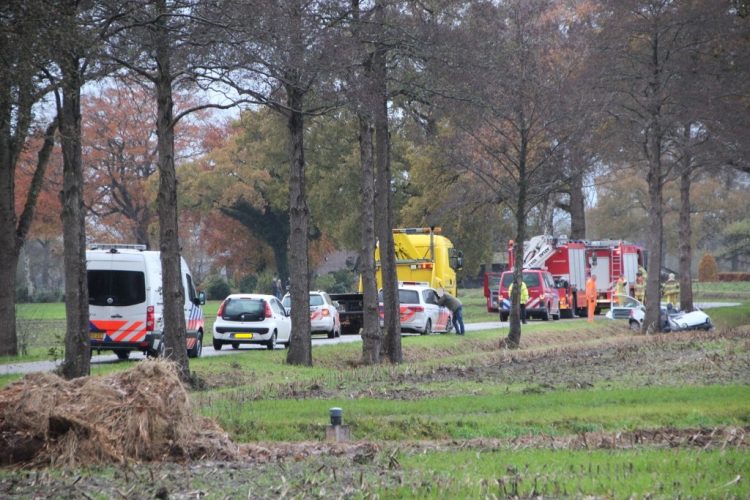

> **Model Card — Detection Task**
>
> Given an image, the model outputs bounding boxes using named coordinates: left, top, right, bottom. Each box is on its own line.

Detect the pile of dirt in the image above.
left=0, top=360, right=238, bottom=467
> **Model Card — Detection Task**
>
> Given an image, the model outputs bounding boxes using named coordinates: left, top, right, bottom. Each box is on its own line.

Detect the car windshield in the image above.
left=310, top=294, right=324, bottom=306
left=224, top=298, right=264, bottom=317
left=501, top=272, right=540, bottom=288
left=613, top=295, right=641, bottom=308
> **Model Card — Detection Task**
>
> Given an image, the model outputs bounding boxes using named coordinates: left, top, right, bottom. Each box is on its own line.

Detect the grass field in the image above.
left=1, top=284, right=749, bottom=498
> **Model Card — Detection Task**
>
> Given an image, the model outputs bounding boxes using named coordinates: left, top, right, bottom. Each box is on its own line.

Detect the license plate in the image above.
left=234, top=333, right=253, bottom=339
left=90, top=332, right=104, bottom=341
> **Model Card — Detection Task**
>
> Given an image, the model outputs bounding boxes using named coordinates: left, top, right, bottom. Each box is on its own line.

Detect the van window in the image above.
left=186, top=274, right=196, bottom=302
left=88, top=270, right=146, bottom=306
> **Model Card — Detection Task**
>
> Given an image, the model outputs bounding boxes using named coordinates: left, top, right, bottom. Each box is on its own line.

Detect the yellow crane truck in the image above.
left=332, top=227, right=463, bottom=335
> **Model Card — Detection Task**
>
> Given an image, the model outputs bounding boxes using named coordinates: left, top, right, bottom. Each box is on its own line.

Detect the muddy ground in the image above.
left=1, top=327, right=748, bottom=498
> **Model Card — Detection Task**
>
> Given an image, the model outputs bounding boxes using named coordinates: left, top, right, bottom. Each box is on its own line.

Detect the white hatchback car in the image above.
left=213, top=294, right=291, bottom=350
left=606, top=294, right=713, bottom=332
left=380, top=283, right=453, bottom=334
left=282, top=291, right=341, bottom=338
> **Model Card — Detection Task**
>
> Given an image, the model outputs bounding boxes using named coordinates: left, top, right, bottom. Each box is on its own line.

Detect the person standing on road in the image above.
left=585, top=274, right=597, bottom=323
left=663, top=273, right=680, bottom=308
left=508, top=279, right=529, bottom=324
left=438, top=288, right=465, bottom=335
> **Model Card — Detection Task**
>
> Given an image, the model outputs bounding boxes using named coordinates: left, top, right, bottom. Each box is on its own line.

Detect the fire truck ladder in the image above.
left=610, top=242, right=623, bottom=285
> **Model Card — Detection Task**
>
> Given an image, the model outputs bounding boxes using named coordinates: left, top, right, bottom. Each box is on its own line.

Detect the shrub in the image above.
left=313, top=274, right=336, bottom=292
left=238, top=274, right=257, bottom=293
left=202, top=275, right=232, bottom=300
left=255, top=270, right=277, bottom=296
left=717, top=272, right=750, bottom=282
left=313, top=269, right=357, bottom=293
left=33, top=290, right=63, bottom=303
left=698, top=254, right=718, bottom=282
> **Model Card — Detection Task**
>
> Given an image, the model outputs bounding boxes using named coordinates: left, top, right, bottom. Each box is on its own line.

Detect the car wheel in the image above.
left=213, top=339, right=223, bottom=351
left=561, top=309, right=574, bottom=319
left=232, top=342, right=240, bottom=350
left=444, top=316, right=453, bottom=334
left=542, top=307, right=550, bottom=321
left=115, top=350, right=130, bottom=361
left=629, top=320, right=641, bottom=332
left=147, top=339, right=165, bottom=358
left=422, top=319, right=432, bottom=335
left=187, top=334, right=202, bottom=358
left=266, top=331, right=277, bottom=350
left=328, top=328, right=336, bottom=339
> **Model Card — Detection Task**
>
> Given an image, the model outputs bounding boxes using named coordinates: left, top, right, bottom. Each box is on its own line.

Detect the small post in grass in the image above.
left=325, top=407, right=350, bottom=442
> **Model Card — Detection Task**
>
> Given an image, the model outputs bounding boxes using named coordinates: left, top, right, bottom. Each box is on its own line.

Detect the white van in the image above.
left=86, top=243, right=205, bottom=360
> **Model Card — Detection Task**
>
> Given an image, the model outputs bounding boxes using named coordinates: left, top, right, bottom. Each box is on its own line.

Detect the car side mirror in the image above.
left=196, top=291, right=206, bottom=306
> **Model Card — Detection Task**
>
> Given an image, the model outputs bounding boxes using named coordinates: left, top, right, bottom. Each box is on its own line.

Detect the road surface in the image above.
left=0, top=303, right=737, bottom=376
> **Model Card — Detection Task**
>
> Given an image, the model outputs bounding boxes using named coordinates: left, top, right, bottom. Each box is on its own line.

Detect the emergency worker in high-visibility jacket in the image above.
left=634, top=273, right=646, bottom=304
left=663, top=273, right=680, bottom=307
left=585, top=274, right=597, bottom=323
left=615, top=275, right=627, bottom=306
left=508, top=280, right=529, bottom=324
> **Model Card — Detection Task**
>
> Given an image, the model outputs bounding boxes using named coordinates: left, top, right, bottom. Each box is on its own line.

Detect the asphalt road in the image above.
left=0, top=303, right=737, bottom=376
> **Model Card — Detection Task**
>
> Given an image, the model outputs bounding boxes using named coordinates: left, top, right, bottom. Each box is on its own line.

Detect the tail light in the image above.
left=146, top=306, right=155, bottom=331
left=264, top=300, right=273, bottom=318
left=321, top=309, right=330, bottom=317
left=409, top=306, right=424, bottom=312
left=217, top=300, right=227, bottom=317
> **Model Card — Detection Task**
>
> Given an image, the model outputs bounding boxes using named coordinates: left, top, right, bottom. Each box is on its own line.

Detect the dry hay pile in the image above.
left=0, top=360, right=238, bottom=467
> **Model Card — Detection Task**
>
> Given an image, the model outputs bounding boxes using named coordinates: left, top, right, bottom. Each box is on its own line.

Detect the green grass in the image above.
left=2, top=284, right=750, bottom=498
left=385, top=448, right=750, bottom=498
left=200, top=385, right=750, bottom=442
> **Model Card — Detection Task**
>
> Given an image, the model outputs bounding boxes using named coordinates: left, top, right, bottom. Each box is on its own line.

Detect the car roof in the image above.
left=224, top=293, right=276, bottom=300
left=398, top=283, right=434, bottom=292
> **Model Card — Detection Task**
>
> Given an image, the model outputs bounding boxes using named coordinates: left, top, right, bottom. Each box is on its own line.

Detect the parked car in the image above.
left=213, top=294, right=291, bottom=350
left=498, top=269, right=560, bottom=322
left=380, top=282, right=453, bottom=334
left=282, top=291, right=341, bottom=338
left=605, top=294, right=714, bottom=332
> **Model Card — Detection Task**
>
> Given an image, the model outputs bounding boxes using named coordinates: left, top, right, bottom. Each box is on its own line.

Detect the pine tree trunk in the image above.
left=285, top=86, right=312, bottom=367
left=643, top=132, right=665, bottom=333
left=358, top=114, right=381, bottom=365
left=373, top=23, right=401, bottom=364
left=569, top=169, right=586, bottom=240
left=155, top=0, right=189, bottom=380
left=0, top=250, right=19, bottom=356
left=59, top=47, right=90, bottom=379
left=505, top=128, right=528, bottom=349
left=678, top=168, right=693, bottom=311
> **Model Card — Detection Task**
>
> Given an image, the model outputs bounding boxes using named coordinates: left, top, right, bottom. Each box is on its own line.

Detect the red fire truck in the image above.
left=500, top=235, right=647, bottom=317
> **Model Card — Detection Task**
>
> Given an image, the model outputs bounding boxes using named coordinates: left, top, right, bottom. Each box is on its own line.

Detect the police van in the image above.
left=87, top=243, right=205, bottom=360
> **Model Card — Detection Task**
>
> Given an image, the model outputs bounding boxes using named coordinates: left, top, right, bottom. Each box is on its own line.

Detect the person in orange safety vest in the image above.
left=585, top=274, right=597, bottom=323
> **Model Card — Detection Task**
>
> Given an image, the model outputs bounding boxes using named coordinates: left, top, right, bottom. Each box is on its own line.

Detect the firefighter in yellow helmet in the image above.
left=662, top=273, right=680, bottom=308
left=634, top=272, right=646, bottom=304
left=615, top=274, right=627, bottom=306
